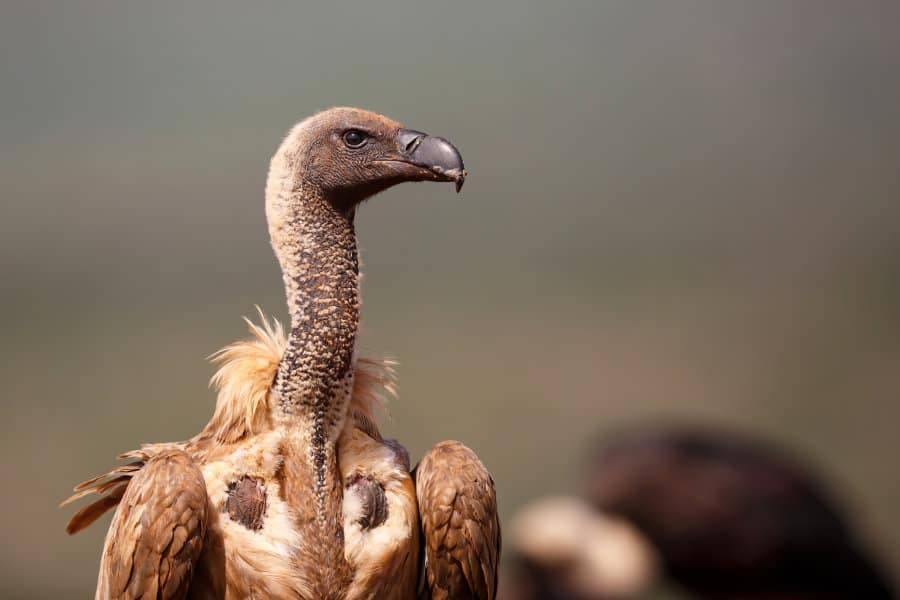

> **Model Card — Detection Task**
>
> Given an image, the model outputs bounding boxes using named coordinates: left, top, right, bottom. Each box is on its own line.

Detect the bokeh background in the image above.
left=2, top=1, right=898, bottom=596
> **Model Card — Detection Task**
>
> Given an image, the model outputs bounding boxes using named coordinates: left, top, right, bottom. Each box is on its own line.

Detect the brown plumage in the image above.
left=95, top=451, right=207, bottom=598
left=63, top=107, right=499, bottom=599
left=415, top=441, right=502, bottom=600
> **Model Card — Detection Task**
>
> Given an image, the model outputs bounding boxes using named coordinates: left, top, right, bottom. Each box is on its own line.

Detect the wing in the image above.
left=414, top=440, right=501, bottom=600
left=72, top=449, right=208, bottom=599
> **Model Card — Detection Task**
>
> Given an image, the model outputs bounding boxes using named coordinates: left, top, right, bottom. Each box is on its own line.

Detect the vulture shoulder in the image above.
left=76, top=449, right=208, bottom=599
left=414, top=440, right=501, bottom=600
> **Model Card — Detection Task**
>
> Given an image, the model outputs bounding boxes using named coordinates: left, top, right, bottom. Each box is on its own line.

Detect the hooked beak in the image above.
left=396, top=129, right=467, bottom=192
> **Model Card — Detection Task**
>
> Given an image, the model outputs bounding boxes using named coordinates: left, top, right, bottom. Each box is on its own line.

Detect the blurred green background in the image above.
left=2, top=1, right=898, bottom=596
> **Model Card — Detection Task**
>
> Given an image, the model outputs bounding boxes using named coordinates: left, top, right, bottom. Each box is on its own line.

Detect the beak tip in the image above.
left=443, top=168, right=465, bottom=193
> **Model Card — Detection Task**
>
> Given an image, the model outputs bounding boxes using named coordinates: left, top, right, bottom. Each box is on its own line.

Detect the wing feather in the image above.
left=415, top=441, right=501, bottom=600
left=95, top=449, right=208, bottom=599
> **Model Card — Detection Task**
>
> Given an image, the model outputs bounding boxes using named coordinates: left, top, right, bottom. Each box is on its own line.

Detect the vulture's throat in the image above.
left=268, top=183, right=360, bottom=520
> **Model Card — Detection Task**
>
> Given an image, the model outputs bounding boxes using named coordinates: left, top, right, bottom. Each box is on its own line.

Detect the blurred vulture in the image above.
left=506, top=425, right=895, bottom=600
left=63, top=108, right=500, bottom=599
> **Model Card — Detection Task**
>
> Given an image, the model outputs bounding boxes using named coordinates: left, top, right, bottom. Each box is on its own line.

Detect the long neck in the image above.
left=268, top=180, right=360, bottom=521
left=271, top=190, right=359, bottom=427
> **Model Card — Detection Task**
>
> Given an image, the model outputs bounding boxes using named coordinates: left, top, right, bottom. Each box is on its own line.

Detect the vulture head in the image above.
left=267, top=106, right=466, bottom=217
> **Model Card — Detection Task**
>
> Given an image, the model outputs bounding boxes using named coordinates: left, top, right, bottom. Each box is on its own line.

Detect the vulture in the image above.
left=506, top=425, right=896, bottom=600
left=63, top=107, right=501, bottom=600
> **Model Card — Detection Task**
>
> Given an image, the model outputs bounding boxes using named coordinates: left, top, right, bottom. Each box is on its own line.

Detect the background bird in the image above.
left=505, top=424, right=896, bottom=600
left=63, top=107, right=500, bottom=599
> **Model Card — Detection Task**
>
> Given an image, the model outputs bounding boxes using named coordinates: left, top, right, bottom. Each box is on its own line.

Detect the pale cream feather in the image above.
left=204, top=309, right=286, bottom=443
left=339, top=427, right=419, bottom=600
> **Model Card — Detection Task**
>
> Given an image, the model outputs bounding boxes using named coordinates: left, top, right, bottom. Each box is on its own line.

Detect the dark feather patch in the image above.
left=225, top=475, right=267, bottom=531
left=348, top=474, right=388, bottom=530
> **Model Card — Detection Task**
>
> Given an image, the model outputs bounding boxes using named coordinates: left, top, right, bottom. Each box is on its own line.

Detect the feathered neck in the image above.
left=264, top=126, right=361, bottom=522
left=265, top=126, right=360, bottom=436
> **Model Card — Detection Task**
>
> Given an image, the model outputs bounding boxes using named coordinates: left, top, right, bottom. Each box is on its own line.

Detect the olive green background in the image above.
left=2, top=1, right=898, bottom=596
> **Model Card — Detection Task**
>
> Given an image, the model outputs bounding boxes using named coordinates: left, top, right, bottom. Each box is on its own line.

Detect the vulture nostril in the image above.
left=398, top=128, right=427, bottom=155
left=405, top=136, right=422, bottom=154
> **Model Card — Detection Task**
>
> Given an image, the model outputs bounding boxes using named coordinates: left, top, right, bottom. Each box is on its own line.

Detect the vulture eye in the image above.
left=342, top=130, right=368, bottom=148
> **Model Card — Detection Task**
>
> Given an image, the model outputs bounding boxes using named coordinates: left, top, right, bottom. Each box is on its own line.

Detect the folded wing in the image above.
left=67, top=449, right=208, bottom=599
left=414, top=441, right=501, bottom=600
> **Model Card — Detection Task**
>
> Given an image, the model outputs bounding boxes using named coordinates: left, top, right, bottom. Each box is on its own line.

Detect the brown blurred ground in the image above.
left=1, top=1, right=898, bottom=597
